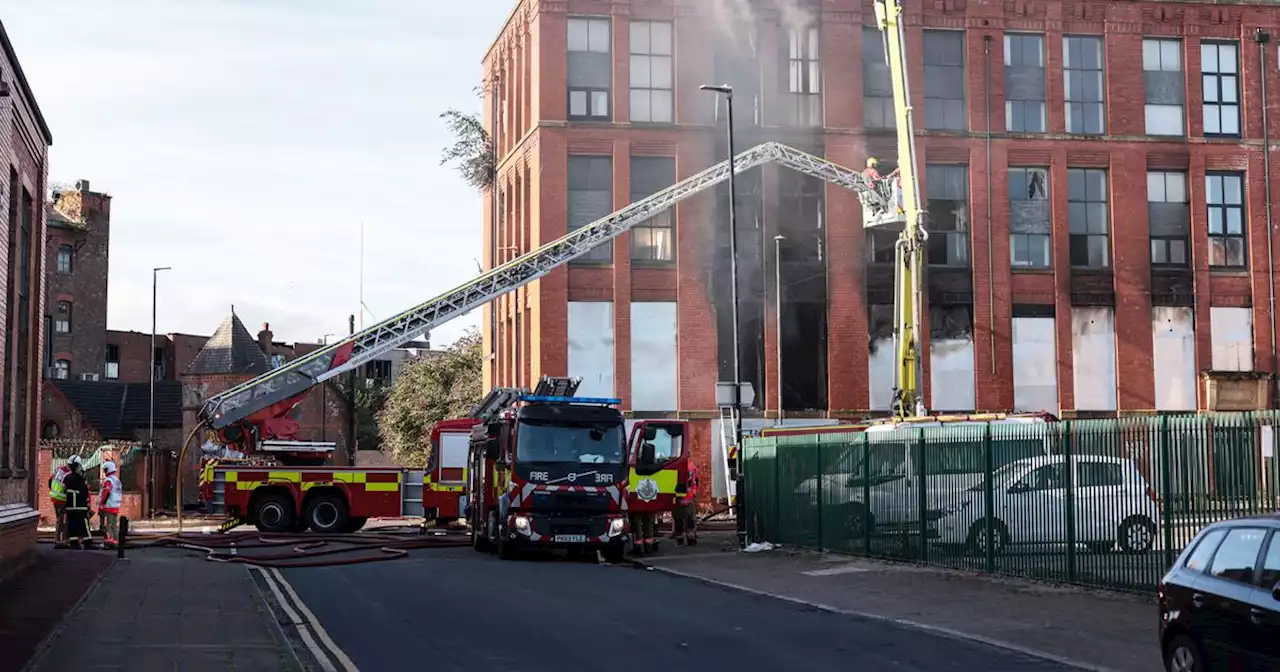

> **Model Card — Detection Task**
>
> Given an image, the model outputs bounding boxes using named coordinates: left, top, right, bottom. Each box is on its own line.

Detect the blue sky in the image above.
left=2, top=0, right=511, bottom=347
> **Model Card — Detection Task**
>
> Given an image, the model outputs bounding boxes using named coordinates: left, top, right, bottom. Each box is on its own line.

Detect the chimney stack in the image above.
left=257, top=322, right=273, bottom=356
left=75, top=179, right=90, bottom=192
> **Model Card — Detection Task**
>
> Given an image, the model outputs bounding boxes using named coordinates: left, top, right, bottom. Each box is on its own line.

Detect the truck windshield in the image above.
left=516, top=419, right=625, bottom=464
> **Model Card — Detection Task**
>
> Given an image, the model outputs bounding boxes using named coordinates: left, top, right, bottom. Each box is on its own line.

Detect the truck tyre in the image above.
left=304, top=493, right=351, bottom=534
left=602, top=545, right=625, bottom=564
left=342, top=517, right=368, bottom=533
left=471, top=509, right=492, bottom=552
left=253, top=492, right=296, bottom=533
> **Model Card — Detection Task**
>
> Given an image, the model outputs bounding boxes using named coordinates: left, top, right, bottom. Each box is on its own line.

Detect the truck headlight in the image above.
left=607, top=518, right=625, bottom=537
left=513, top=515, right=531, bottom=535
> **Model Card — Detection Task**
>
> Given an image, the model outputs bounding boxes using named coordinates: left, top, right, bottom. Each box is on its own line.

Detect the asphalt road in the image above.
left=278, top=548, right=1079, bottom=671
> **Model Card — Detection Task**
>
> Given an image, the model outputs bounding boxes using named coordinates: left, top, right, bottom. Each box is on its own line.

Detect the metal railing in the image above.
left=742, top=412, right=1280, bottom=594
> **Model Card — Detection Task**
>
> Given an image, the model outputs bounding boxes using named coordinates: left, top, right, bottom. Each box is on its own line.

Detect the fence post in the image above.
left=815, top=440, right=824, bottom=552
left=1160, top=414, right=1174, bottom=570
left=773, top=441, right=781, bottom=546
left=1064, top=420, right=1076, bottom=584
left=983, top=421, right=994, bottom=573
left=862, top=432, right=872, bottom=555
left=917, top=428, right=928, bottom=564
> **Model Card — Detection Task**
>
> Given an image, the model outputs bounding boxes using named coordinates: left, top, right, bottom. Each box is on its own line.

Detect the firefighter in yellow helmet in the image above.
left=99, top=460, right=123, bottom=549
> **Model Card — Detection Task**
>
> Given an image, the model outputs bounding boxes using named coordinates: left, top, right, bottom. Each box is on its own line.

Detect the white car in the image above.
left=934, top=454, right=1162, bottom=554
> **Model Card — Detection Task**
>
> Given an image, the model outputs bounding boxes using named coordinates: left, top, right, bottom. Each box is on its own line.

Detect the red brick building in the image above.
left=43, top=180, right=109, bottom=383
left=481, top=0, right=1280, bottom=492
left=0, top=18, right=53, bottom=576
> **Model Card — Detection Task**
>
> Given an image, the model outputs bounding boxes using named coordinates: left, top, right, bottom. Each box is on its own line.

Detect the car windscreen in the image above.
left=517, top=419, right=625, bottom=464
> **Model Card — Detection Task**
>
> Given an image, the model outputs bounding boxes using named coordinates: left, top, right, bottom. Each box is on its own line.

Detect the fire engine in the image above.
left=465, top=376, right=632, bottom=560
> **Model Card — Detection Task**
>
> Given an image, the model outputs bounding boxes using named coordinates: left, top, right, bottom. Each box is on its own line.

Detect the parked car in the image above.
left=1159, top=516, right=1280, bottom=671
left=933, top=455, right=1161, bottom=555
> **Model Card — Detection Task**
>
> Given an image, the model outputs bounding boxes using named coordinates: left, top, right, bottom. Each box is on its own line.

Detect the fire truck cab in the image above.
left=467, top=377, right=631, bottom=561
left=626, top=420, right=690, bottom=513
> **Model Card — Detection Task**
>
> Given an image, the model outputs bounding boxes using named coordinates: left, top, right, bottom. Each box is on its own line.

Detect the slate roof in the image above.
left=184, top=313, right=270, bottom=376
left=50, top=379, right=183, bottom=440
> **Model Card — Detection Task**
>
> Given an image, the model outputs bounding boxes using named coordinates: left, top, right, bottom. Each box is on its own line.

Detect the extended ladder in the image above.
left=200, top=144, right=902, bottom=431
left=718, top=403, right=739, bottom=506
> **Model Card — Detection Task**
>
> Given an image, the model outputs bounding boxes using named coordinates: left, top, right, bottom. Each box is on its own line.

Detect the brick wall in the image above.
left=46, top=184, right=110, bottom=380
left=483, top=0, right=1280, bottom=430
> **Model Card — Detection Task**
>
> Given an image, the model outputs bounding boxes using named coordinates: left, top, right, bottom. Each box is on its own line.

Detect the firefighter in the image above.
left=63, top=459, right=93, bottom=550
left=98, top=460, right=122, bottom=549
left=48, top=455, right=81, bottom=549
left=673, top=460, right=700, bottom=546
left=630, top=512, right=656, bottom=555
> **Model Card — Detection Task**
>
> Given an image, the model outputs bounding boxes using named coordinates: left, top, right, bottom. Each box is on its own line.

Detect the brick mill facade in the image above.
left=479, top=0, right=1280, bottom=457
left=0, top=19, right=52, bottom=576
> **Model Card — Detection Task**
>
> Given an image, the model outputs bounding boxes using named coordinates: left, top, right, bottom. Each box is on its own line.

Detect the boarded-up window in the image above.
left=631, top=302, right=677, bottom=410
left=868, top=304, right=895, bottom=411
left=929, top=305, right=974, bottom=412
left=1004, top=34, right=1046, bottom=133
left=923, top=31, right=965, bottom=130
left=630, top=157, right=675, bottom=262
left=1071, top=307, right=1117, bottom=412
left=1210, top=306, right=1252, bottom=371
left=1012, top=316, right=1058, bottom=413
left=862, top=28, right=894, bottom=129
left=568, top=155, right=614, bottom=263
left=568, top=301, right=615, bottom=396
left=1152, top=307, right=1196, bottom=410
left=1009, top=167, right=1050, bottom=268
left=927, top=164, right=969, bottom=266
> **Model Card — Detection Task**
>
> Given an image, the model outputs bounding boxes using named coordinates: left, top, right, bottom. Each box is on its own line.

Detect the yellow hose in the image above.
left=175, top=422, right=207, bottom=534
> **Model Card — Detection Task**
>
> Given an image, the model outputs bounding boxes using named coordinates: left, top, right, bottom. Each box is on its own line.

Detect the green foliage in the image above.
left=439, top=109, right=494, bottom=192
left=334, top=379, right=389, bottom=452
left=377, top=329, right=483, bottom=467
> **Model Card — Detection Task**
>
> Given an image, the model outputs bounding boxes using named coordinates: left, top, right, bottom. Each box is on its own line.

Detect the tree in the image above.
left=377, top=329, right=483, bottom=467
left=439, top=108, right=494, bottom=192
left=334, top=379, right=389, bottom=452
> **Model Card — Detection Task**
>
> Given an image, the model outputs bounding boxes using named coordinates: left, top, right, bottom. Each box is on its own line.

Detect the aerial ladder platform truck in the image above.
left=194, top=60, right=911, bottom=535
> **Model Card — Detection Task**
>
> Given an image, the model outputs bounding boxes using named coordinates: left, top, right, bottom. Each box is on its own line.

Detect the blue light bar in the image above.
left=519, top=395, right=621, bottom=405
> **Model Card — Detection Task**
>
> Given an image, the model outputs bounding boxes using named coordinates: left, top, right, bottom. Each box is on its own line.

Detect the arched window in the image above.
left=53, top=359, right=70, bottom=379
left=41, top=421, right=59, bottom=439
left=54, top=301, right=72, bottom=333
left=56, top=244, right=73, bottom=274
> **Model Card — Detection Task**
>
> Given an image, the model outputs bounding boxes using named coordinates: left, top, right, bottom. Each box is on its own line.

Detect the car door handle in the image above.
left=1191, top=593, right=1205, bottom=608
left=1250, top=608, right=1267, bottom=625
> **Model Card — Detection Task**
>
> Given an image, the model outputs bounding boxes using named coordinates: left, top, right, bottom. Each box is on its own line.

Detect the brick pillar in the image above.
left=825, top=138, right=870, bottom=415
left=1050, top=147, right=1076, bottom=411
left=1111, top=150, right=1156, bottom=411
left=676, top=139, right=718, bottom=413
left=531, top=135, right=569, bottom=380
left=612, top=139, right=633, bottom=409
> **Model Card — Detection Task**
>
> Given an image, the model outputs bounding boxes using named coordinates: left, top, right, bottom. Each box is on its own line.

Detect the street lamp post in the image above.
left=701, top=84, right=746, bottom=548
left=150, top=266, right=171, bottom=516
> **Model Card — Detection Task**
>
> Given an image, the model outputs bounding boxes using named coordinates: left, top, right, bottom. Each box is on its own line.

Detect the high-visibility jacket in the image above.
left=49, top=465, right=71, bottom=502
left=99, top=473, right=122, bottom=513
left=680, top=463, right=700, bottom=504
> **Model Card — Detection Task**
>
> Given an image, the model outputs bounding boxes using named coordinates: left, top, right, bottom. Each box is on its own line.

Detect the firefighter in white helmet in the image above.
left=98, top=460, right=123, bottom=549
left=48, top=455, right=82, bottom=549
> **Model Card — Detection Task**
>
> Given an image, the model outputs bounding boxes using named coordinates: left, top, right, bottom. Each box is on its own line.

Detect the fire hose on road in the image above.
left=38, top=526, right=471, bottom=569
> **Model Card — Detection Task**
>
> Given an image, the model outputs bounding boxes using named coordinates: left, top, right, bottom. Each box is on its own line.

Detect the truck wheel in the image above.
left=496, top=520, right=518, bottom=561
left=253, top=492, right=296, bottom=533
left=602, top=545, right=626, bottom=564
left=342, top=517, right=367, bottom=533
left=304, top=493, right=351, bottom=534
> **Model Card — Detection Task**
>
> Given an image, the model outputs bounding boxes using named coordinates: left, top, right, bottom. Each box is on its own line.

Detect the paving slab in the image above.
left=0, top=548, right=113, bottom=672
left=642, top=544, right=1161, bottom=672
left=27, top=548, right=300, bottom=672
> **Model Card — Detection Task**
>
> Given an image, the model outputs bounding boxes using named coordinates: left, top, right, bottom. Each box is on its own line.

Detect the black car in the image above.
left=1159, top=515, right=1280, bottom=671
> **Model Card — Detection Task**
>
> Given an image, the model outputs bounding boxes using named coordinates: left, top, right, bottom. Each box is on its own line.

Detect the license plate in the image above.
left=554, top=534, right=587, bottom=543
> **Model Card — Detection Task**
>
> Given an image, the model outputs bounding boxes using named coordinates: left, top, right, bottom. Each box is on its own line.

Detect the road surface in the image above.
left=271, top=548, right=1080, bottom=671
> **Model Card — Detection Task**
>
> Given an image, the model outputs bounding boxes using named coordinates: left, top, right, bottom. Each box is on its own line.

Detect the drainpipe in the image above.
left=1257, top=28, right=1277, bottom=404
left=984, top=36, right=995, bottom=377
left=488, top=72, right=500, bottom=383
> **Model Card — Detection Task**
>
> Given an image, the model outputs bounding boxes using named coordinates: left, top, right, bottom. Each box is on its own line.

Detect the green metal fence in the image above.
left=742, top=412, right=1280, bottom=594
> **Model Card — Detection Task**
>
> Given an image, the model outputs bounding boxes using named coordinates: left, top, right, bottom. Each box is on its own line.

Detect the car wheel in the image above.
left=966, top=518, right=1008, bottom=556
left=1119, top=516, right=1157, bottom=554
left=1164, top=634, right=1204, bottom=672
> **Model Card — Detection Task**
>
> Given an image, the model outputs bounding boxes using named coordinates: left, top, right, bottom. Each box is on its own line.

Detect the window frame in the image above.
left=629, top=156, right=676, bottom=264
left=54, top=300, right=72, bottom=334
left=1004, top=33, right=1047, bottom=133
left=56, top=244, right=73, bottom=274
left=105, top=343, right=120, bottom=380
left=567, top=17, right=613, bottom=122
left=862, top=27, right=895, bottom=130
left=1201, top=40, right=1241, bottom=139
left=1201, top=526, right=1270, bottom=587
left=1067, top=167, right=1111, bottom=269
left=1206, top=171, right=1247, bottom=269
left=53, top=358, right=69, bottom=380
left=922, top=30, right=967, bottom=131
left=1063, top=35, right=1106, bottom=135
left=567, top=154, right=615, bottom=264
left=1008, top=166, right=1052, bottom=269
left=925, top=164, right=971, bottom=267
left=1142, top=38, right=1185, bottom=137
left=629, top=20, right=674, bottom=124
left=1148, top=170, right=1190, bottom=269
left=784, top=26, right=822, bottom=127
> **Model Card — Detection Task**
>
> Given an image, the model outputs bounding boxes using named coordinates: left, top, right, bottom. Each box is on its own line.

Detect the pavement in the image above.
left=0, top=548, right=113, bottom=672
left=640, top=532, right=1161, bottom=672
left=24, top=547, right=302, bottom=672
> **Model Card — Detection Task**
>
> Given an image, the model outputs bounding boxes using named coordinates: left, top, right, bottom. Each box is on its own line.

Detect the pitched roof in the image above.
left=184, top=312, right=270, bottom=376
left=45, top=203, right=78, bottom=231
left=49, top=379, right=183, bottom=440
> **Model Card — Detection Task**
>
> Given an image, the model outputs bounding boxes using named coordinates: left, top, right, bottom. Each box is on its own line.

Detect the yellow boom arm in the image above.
left=875, top=0, right=928, bottom=419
